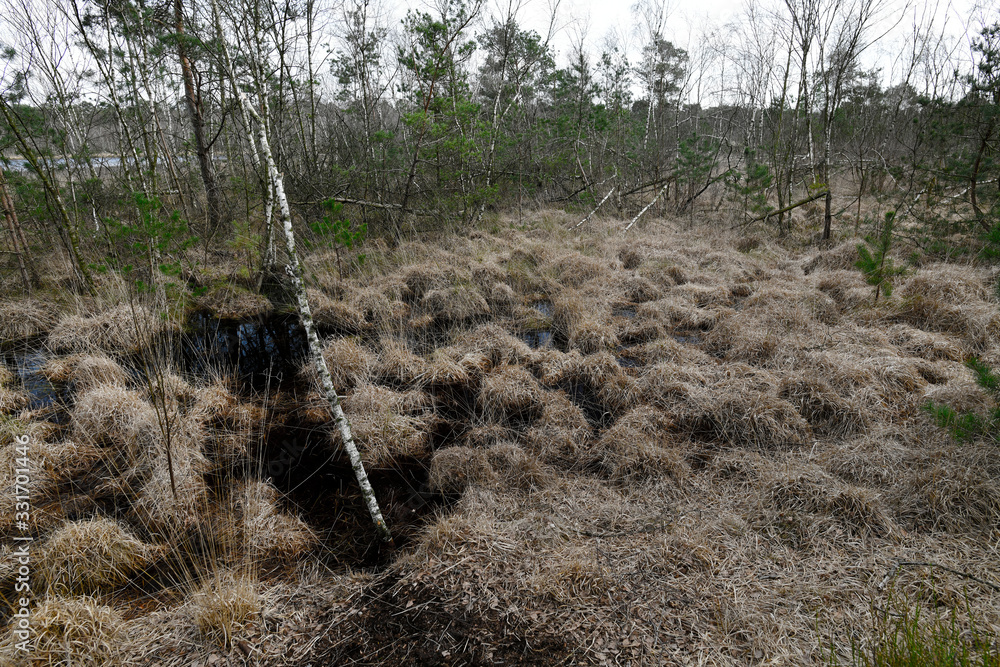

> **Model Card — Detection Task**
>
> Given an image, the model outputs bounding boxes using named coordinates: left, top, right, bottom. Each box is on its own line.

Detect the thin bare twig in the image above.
left=879, top=560, right=1000, bottom=592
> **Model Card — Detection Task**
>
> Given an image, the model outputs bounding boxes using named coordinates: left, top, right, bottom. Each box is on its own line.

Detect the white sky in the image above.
left=476, top=0, right=990, bottom=75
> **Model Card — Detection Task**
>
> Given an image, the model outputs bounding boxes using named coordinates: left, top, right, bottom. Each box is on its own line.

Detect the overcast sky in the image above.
left=475, top=0, right=988, bottom=72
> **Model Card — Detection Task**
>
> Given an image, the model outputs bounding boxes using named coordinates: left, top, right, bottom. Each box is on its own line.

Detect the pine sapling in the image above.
left=856, top=211, right=907, bottom=302
left=309, top=200, right=366, bottom=280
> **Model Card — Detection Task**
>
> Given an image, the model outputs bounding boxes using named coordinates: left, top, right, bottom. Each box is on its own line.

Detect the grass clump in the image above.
left=478, top=365, right=543, bottom=423
left=188, top=571, right=260, bottom=649
left=236, top=480, right=317, bottom=563
left=0, top=299, right=58, bottom=345
left=926, top=357, right=1000, bottom=442
left=41, top=353, right=131, bottom=390
left=39, top=517, right=159, bottom=595
left=0, top=596, right=125, bottom=666
left=840, top=591, right=1000, bottom=667
left=0, top=367, right=27, bottom=414
left=48, top=304, right=179, bottom=354
left=194, top=283, right=273, bottom=319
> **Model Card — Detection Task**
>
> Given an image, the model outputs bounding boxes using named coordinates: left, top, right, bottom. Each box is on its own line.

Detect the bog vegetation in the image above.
left=1, top=0, right=1000, bottom=664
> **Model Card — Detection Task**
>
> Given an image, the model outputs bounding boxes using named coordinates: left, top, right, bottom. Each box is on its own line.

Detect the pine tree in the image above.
left=855, top=211, right=907, bottom=302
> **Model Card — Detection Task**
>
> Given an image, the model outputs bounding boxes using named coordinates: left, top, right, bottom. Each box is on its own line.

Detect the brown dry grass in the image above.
left=241, top=484, right=317, bottom=563
left=421, top=284, right=491, bottom=324
left=596, top=406, right=689, bottom=482
left=340, top=382, right=435, bottom=467
left=195, top=284, right=273, bottom=319
left=42, top=352, right=130, bottom=390
left=0, top=595, right=125, bottom=666
left=307, top=288, right=366, bottom=332
left=38, top=517, right=160, bottom=595
left=4, top=213, right=1000, bottom=665
left=134, top=434, right=210, bottom=535
left=0, top=299, right=58, bottom=343
left=70, top=384, right=159, bottom=464
left=372, top=338, right=427, bottom=386
left=48, top=304, right=180, bottom=353
left=478, top=365, right=543, bottom=423
left=187, top=571, right=260, bottom=649
left=299, top=336, right=373, bottom=392
left=0, top=371, right=27, bottom=413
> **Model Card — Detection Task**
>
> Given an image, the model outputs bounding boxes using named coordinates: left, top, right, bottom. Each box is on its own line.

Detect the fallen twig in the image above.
left=879, top=560, right=1000, bottom=592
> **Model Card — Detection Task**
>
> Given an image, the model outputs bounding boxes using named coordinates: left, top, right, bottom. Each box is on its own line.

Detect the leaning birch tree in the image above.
left=211, top=0, right=392, bottom=544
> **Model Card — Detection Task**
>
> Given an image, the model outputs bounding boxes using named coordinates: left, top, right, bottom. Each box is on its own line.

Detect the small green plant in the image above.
left=978, top=220, right=1000, bottom=262
left=308, top=199, right=366, bottom=279
left=855, top=605, right=999, bottom=666
left=725, top=150, right=773, bottom=221
left=925, top=357, right=1000, bottom=443
left=856, top=211, right=908, bottom=302
left=102, top=192, right=198, bottom=293
left=978, top=219, right=1000, bottom=299
left=825, top=585, right=1000, bottom=667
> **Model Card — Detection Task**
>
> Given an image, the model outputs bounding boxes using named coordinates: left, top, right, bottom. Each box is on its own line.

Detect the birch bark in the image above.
left=212, top=0, right=391, bottom=543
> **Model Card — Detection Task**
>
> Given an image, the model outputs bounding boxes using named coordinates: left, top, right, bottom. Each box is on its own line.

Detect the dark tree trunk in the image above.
left=970, top=118, right=995, bottom=231
left=822, top=191, right=832, bottom=240
left=175, top=0, right=223, bottom=233
left=0, top=169, right=32, bottom=291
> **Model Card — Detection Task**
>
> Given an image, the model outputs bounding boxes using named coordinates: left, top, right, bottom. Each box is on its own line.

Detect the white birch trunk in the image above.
left=246, top=95, right=392, bottom=543
left=211, top=0, right=391, bottom=543
left=573, top=187, right=615, bottom=229
left=624, top=182, right=669, bottom=233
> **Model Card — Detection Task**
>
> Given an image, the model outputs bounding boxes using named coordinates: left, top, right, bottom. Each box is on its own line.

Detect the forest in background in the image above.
left=0, top=0, right=999, bottom=289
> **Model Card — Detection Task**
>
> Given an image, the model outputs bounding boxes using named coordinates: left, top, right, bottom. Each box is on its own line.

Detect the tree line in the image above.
left=0, top=0, right=998, bottom=292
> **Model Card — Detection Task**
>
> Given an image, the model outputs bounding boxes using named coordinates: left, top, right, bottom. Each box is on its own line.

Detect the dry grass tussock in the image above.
left=48, top=304, right=180, bottom=353
left=0, top=299, right=57, bottom=343
left=0, top=595, right=125, bottom=667
left=892, top=264, right=1000, bottom=350
left=299, top=335, right=372, bottom=392
left=596, top=406, right=689, bottom=482
left=307, top=287, right=366, bottom=332
left=187, top=571, right=260, bottom=648
left=134, top=429, right=211, bottom=535
left=5, top=214, right=1000, bottom=664
left=41, top=352, right=130, bottom=390
left=0, top=438, right=103, bottom=537
left=195, top=284, right=273, bottom=319
left=71, top=383, right=160, bottom=465
left=0, top=367, right=27, bottom=414
left=38, top=517, right=160, bottom=595
left=227, top=480, right=317, bottom=564
left=478, top=365, right=543, bottom=423
left=338, top=381, right=435, bottom=467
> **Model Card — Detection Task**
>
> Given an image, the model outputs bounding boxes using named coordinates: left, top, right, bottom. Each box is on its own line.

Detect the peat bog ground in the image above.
left=0, top=211, right=999, bottom=665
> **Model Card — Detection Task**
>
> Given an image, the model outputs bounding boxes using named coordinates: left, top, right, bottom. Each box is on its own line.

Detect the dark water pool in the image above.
left=180, top=312, right=309, bottom=391
left=521, top=330, right=553, bottom=349
left=3, top=311, right=312, bottom=414
left=3, top=347, right=64, bottom=412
